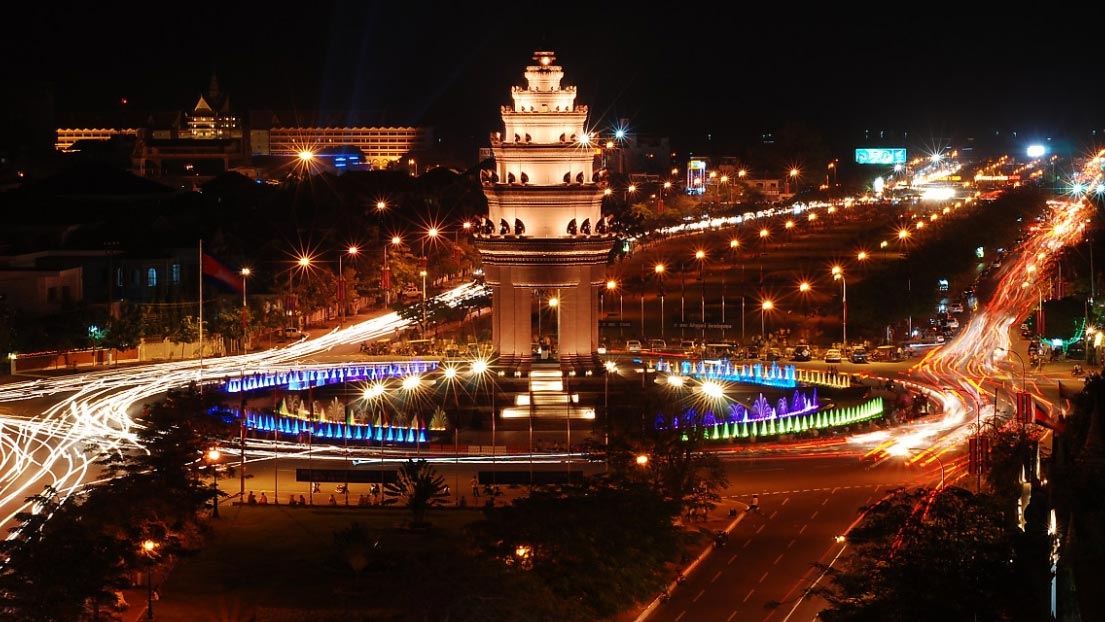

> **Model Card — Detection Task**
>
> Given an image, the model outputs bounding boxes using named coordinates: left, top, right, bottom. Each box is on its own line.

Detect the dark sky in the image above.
left=8, top=3, right=1105, bottom=157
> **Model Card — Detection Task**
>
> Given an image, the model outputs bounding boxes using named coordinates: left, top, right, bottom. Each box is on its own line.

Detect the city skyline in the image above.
left=8, top=5, right=1105, bottom=158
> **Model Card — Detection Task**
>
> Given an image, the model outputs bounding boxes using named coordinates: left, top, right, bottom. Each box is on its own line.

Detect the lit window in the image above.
left=147, top=268, right=157, bottom=287
left=171, top=264, right=180, bottom=283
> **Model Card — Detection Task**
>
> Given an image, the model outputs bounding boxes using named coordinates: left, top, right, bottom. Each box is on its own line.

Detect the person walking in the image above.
left=748, top=494, right=760, bottom=513
left=471, top=475, right=480, bottom=498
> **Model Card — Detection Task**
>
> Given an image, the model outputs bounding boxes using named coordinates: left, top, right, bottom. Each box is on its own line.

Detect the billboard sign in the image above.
left=855, top=148, right=907, bottom=165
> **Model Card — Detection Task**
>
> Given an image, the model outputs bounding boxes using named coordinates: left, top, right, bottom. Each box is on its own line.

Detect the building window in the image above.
left=171, top=264, right=180, bottom=284
left=116, top=268, right=123, bottom=287
left=147, top=268, right=158, bottom=287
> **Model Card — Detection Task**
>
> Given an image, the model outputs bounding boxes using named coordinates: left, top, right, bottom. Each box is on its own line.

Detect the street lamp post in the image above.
left=141, top=539, right=158, bottom=621
left=832, top=265, right=847, bottom=347
left=420, top=228, right=438, bottom=333
left=383, top=235, right=400, bottom=307
left=420, top=269, right=428, bottom=331
left=760, top=299, right=773, bottom=339
left=206, top=448, right=220, bottom=518
left=240, top=267, right=250, bottom=352
left=655, top=264, right=665, bottom=340
left=695, top=250, right=707, bottom=342
left=338, top=246, right=359, bottom=328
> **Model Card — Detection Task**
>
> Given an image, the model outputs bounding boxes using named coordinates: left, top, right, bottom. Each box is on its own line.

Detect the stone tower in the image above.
left=474, top=51, right=616, bottom=375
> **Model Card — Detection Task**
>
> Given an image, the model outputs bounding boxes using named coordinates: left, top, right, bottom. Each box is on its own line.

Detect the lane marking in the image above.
left=743, top=590, right=754, bottom=603
left=728, top=553, right=739, bottom=565
left=711, top=570, right=722, bottom=583
left=758, top=571, right=769, bottom=583
left=693, top=589, right=705, bottom=602
left=774, top=554, right=784, bottom=565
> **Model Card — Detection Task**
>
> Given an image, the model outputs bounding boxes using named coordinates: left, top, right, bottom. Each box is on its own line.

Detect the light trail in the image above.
left=0, top=281, right=489, bottom=536
left=857, top=153, right=1101, bottom=467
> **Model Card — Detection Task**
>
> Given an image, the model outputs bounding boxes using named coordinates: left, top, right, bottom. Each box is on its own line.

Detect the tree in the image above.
left=0, top=486, right=131, bottom=622
left=811, top=486, right=1026, bottom=622
left=95, top=382, right=236, bottom=524
left=103, top=301, right=143, bottom=355
left=381, top=458, right=450, bottom=527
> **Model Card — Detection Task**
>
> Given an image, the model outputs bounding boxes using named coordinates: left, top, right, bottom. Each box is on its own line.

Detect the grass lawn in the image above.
left=150, top=502, right=486, bottom=622
left=143, top=497, right=726, bottom=622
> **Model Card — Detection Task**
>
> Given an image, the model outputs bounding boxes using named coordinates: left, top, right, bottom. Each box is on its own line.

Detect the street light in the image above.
left=799, top=281, right=811, bottom=317
left=141, top=539, right=158, bottom=621
left=420, top=269, right=428, bottom=330
left=383, top=235, right=401, bottom=306
left=832, top=265, right=847, bottom=347
left=240, top=267, right=251, bottom=351
left=760, top=299, right=774, bottom=339
left=695, top=250, right=707, bottom=341
left=472, top=358, right=496, bottom=487
left=658, top=181, right=672, bottom=212
left=655, top=263, right=666, bottom=340
left=206, top=448, right=221, bottom=518
left=338, top=246, right=359, bottom=327
left=625, top=184, right=637, bottom=204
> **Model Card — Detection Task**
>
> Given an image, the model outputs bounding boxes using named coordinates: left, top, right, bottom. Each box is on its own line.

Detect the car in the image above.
left=824, top=348, right=842, bottom=363
left=791, top=344, right=812, bottom=362
left=767, top=348, right=783, bottom=361
left=626, top=339, right=642, bottom=353
left=945, top=317, right=960, bottom=330
left=399, top=285, right=421, bottom=302
left=679, top=340, right=699, bottom=355
left=282, top=327, right=306, bottom=340
left=648, top=339, right=667, bottom=350
left=849, top=347, right=868, bottom=363
left=948, top=302, right=965, bottom=314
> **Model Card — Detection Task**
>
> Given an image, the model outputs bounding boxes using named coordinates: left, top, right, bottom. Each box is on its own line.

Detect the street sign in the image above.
left=672, top=323, right=732, bottom=329
left=599, top=321, right=632, bottom=327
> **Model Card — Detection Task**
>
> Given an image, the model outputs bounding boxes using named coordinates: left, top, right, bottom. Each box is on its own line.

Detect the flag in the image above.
left=1032, top=398, right=1066, bottom=433
left=202, top=253, right=244, bottom=294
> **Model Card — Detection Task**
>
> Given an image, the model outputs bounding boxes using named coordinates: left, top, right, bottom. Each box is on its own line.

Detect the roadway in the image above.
left=0, top=156, right=1099, bottom=622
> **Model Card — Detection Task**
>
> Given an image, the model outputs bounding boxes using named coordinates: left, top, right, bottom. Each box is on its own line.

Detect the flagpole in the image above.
left=199, top=240, right=204, bottom=390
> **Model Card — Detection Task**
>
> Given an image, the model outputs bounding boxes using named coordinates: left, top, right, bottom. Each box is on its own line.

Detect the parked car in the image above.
left=791, top=344, right=812, bottom=362
left=399, top=285, right=421, bottom=302
left=648, top=339, right=667, bottom=350
left=626, top=339, right=643, bottom=353
left=849, top=347, right=869, bottom=363
left=824, top=348, right=842, bottom=363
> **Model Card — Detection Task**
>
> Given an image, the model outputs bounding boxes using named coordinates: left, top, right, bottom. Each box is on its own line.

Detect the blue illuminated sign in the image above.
left=855, top=148, right=907, bottom=165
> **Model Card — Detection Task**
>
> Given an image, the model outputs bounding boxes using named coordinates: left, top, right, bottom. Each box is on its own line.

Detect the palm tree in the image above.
left=382, top=459, right=450, bottom=528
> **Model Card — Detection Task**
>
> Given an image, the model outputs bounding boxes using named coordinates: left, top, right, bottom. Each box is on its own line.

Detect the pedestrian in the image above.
left=748, top=494, right=760, bottom=513
left=298, top=494, right=307, bottom=506
left=471, top=475, right=480, bottom=497
left=259, top=492, right=268, bottom=505
left=289, top=494, right=297, bottom=506
left=328, top=494, right=337, bottom=505
left=247, top=491, right=257, bottom=505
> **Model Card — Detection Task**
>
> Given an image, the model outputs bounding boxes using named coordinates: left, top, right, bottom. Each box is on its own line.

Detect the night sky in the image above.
left=7, top=3, right=1105, bottom=157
